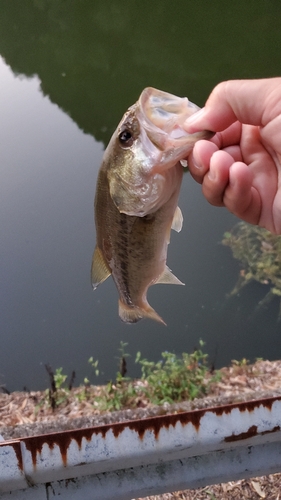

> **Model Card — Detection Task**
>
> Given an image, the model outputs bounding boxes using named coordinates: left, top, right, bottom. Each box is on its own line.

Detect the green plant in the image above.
left=100, top=378, right=137, bottom=411
left=53, top=367, right=68, bottom=390
left=135, top=340, right=217, bottom=405
left=40, top=341, right=218, bottom=412
left=43, top=365, right=72, bottom=410
left=97, top=341, right=136, bottom=411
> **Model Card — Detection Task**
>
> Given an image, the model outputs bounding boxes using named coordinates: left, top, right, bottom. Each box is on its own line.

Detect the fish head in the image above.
left=105, top=87, right=213, bottom=216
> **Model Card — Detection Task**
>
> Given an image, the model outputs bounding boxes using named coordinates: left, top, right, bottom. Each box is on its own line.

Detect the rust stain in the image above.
left=23, top=427, right=102, bottom=468
left=225, top=424, right=281, bottom=443
left=0, top=440, right=23, bottom=471
left=225, top=424, right=258, bottom=442
left=11, top=442, right=23, bottom=471
left=21, top=395, right=281, bottom=468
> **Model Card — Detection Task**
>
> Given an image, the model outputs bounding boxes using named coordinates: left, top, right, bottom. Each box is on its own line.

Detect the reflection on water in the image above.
left=1, top=1, right=281, bottom=391
left=222, top=223, right=281, bottom=318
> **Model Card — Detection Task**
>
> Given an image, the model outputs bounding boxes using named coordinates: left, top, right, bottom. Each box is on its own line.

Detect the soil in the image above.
left=1, top=359, right=281, bottom=499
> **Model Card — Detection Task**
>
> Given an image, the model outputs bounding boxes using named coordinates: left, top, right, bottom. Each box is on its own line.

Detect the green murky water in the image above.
left=1, top=0, right=281, bottom=390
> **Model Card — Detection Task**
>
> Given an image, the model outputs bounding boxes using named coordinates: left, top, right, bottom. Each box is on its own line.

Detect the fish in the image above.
left=92, top=87, right=212, bottom=325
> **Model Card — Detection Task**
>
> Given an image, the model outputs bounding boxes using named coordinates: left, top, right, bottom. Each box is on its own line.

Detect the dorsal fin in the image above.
left=91, top=246, right=111, bottom=290
left=156, top=265, right=184, bottom=285
left=118, top=300, right=166, bottom=325
left=171, top=206, right=183, bottom=232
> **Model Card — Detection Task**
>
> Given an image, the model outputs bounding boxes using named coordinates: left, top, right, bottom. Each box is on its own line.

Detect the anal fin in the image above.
left=171, top=206, right=183, bottom=233
left=91, top=246, right=111, bottom=290
left=156, top=265, right=184, bottom=286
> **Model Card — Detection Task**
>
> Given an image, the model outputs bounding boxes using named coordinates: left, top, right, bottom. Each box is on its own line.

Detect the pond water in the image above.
left=1, top=1, right=281, bottom=391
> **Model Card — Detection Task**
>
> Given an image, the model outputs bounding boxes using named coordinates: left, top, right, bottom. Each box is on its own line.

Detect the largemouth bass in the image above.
left=92, top=87, right=211, bottom=324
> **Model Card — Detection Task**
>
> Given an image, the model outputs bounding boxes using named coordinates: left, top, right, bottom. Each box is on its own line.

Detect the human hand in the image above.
left=184, top=78, right=281, bottom=234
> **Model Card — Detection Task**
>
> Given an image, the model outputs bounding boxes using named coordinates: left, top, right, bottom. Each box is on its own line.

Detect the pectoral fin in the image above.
left=171, top=206, right=183, bottom=232
left=156, top=265, right=184, bottom=286
left=91, top=246, right=111, bottom=290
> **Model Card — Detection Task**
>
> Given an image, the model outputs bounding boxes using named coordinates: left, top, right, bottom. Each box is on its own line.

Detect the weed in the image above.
left=43, top=365, right=73, bottom=410
left=135, top=340, right=218, bottom=405
left=42, top=341, right=218, bottom=412
left=53, top=367, right=67, bottom=390
left=95, top=342, right=136, bottom=411
left=93, top=340, right=218, bottom=411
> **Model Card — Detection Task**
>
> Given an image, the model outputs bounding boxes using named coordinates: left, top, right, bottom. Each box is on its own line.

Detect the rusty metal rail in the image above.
left=1, top=396, right=281, bottom=499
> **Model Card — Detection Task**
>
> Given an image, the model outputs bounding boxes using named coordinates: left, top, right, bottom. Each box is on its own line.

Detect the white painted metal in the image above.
left=1, top=396, right=281, bottom=499
left=0, top=441, right=27, bottom=493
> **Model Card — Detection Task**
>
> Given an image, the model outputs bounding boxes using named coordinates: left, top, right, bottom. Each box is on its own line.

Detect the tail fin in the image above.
left=118, top=300, right=166, bottom=325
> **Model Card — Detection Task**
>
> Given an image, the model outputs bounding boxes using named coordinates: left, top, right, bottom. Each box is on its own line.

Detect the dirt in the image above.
left=1, top=359, right=281, bottom=499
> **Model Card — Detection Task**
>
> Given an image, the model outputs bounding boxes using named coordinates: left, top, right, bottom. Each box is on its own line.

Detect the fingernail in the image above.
left=184, top=107, right=206, bottom=132
left=208, top=164, right=216, bottom=181
left=193, top=160, right=203, bottom=171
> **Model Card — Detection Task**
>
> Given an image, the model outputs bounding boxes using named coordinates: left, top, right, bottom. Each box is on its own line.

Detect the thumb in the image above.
left=184, top=78, right=281, bottom=133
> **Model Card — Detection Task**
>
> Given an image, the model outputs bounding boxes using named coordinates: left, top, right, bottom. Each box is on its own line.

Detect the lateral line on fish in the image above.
left=116, top=212, right=133, bottom=305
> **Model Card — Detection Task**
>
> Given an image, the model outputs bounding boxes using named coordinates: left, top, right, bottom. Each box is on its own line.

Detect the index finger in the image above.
left=185, top=78, right=281, bottom=133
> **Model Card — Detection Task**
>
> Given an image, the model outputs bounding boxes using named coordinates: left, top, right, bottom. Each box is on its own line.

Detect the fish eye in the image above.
left=118, top=130, right=134, bottom=148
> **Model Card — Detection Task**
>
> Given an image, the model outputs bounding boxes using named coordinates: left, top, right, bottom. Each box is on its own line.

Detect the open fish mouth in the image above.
left=138, top=87, right=212, bottom=168
left=107, top=87, right=213, bottom=217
